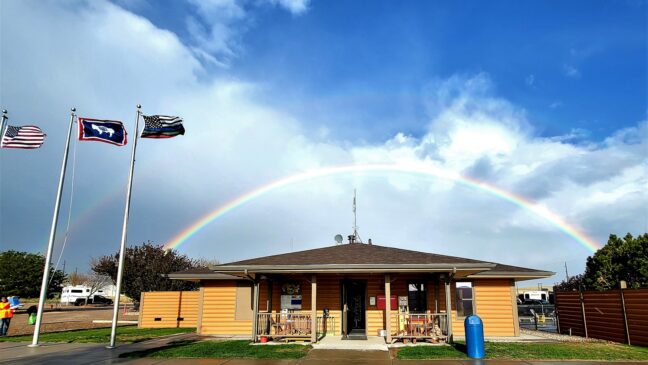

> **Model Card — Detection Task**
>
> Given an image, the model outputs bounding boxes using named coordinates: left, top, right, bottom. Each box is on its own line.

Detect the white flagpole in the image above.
left=108, top=104, right=142, bottom=349
left=30, top=107, right=76, bottom=347
left=0, top=109, right=8, bottom=143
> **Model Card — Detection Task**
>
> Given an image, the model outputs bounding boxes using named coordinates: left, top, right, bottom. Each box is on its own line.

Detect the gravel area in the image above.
left=520, top=328, right=610, bottom=343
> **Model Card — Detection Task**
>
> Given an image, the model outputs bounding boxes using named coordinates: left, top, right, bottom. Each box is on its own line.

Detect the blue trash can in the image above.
left=464, top=315, right=485, bottom=359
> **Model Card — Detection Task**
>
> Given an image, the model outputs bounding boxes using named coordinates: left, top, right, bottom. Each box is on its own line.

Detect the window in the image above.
left=234, top=282, right=253, bottom=320
left=455, top=282, right=474, bottom=317
left=408, top=282, right=427, bottom=313
left=71, top=289, right=83, bottom=293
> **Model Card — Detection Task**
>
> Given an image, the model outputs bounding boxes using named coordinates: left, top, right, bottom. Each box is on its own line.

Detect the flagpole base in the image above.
left=105, top=345, right=117, bottom=349
left=27, top=344, right=40, bottom=348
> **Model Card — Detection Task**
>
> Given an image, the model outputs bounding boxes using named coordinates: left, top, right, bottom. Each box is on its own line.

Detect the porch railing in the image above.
left=255, top=312, right=313, bottom=340
left=393, top=312, right=448, bottom=340
left=317, top=315, right=337, bottom=337
left=255, top=312, right=337, bottom=341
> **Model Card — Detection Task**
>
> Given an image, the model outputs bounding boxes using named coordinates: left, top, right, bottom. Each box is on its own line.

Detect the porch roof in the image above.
left=184, top=243, right=554, bottom=279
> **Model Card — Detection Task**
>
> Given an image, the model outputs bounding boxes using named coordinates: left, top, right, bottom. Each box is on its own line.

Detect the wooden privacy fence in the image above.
left=555, top=288, right=648, bottom=346
left=139, top=291, right=199, bottom=328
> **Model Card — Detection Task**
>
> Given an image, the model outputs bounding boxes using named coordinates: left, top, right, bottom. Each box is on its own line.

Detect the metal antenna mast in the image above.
left=352, top=189, right=362, bottom=243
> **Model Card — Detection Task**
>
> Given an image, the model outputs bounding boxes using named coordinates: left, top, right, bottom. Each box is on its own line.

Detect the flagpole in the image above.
left=108, top=104, right=142, bottom=349
left=0, top=110, right=8, bottom=143
left=30, top=107, right=76, bottom=347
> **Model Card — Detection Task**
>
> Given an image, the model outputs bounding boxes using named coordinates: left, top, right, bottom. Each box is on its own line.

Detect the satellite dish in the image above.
left=334, top=234, right=343, bottom=245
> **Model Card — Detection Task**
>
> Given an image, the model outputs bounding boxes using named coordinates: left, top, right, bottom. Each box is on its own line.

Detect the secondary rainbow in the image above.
left=163, top=163, right=601, bottom=252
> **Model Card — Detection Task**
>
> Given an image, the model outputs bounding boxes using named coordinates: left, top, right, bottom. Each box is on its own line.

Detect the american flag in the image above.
left=141, top=115, right=185, bottom=138
left=1, top=125, right=46, bottom=149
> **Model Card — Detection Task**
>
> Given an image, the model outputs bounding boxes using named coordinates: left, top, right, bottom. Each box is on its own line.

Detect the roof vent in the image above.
left=348, top=235, right=356, bottom=244
left=368, top=238, right=372, bottom=245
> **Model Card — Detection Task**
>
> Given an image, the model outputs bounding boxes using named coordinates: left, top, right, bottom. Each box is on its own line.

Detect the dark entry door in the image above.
left=342, top=280, right=366, bottom=335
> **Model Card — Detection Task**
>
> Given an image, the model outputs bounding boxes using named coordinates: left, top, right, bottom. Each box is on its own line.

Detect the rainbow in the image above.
left=163, top=162, right=601, bottom=253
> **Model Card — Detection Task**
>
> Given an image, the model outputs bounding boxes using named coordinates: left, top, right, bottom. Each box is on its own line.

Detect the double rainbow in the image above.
left=163, top=163, right=601, bottom=253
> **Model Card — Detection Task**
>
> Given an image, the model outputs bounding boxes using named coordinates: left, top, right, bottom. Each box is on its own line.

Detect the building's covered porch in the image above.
left=233, top=270, right=487, bottom=344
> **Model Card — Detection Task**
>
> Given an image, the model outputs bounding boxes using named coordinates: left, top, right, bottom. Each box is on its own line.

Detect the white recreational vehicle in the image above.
left=519, top=290, right=549, bottom=303
left=60, top=285, right=115, bottom=306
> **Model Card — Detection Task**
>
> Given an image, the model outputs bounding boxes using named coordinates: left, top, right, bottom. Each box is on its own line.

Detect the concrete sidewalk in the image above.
left=0, top=333, right=197, bottom=365
left=1, top=340, right=647, bottom=365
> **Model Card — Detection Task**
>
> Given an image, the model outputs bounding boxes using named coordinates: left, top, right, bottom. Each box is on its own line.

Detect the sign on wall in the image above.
left=281, top=282, right=302, bottom=310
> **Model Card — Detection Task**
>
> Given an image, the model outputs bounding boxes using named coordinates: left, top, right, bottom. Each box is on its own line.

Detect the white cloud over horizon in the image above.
left=1, top=0, right=646, bottom=286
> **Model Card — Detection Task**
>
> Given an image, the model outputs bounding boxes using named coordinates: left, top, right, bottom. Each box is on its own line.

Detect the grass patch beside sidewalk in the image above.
left=397, top=341, right=648, bottom=361
left=0, top=326, right=194, bottom=343
left=125, top=340, right=311, bottom=359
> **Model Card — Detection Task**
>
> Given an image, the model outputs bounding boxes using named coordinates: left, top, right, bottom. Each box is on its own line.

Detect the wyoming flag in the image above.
left=78, top=118, right=127, bottom=146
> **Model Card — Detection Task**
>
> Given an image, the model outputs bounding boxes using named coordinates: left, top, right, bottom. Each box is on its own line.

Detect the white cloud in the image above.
left=563, top=64, right=581, bottom=78
left=265, top=0, right=310, bottom=15
left=549, top=101, right=563, bottom=109
left=1, top=0, right=646, bottom=286
left=525, top=74, right=535, bottom=86
left=183, top=0, right=310, bottom=66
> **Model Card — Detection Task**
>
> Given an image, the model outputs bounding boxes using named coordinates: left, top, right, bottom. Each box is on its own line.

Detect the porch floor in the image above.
left=313, top=336, right=388, bottom=351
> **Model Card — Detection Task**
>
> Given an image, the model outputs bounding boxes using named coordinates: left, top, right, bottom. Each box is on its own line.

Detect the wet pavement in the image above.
left=1, top=340, right=646, bottom=364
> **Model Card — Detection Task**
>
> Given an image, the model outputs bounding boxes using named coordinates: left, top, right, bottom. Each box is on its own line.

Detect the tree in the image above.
left=554, top=233, right=648, bottom=291
left=194, top=257, right=221, bottom=269
left=67, top=272, right=90, bottom=286
left=583, top=233, right=648, bottom=290
left=91, top=241, right=203, bottom=306
left=0, top=251, right=66, bottom=298
left=65, top=272, right=113, bottom=305
left=553, top=273, right=585, bottom=292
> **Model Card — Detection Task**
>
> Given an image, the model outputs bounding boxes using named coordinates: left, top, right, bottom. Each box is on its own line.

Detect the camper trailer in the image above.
left=518, top=290, right=549, bottom=304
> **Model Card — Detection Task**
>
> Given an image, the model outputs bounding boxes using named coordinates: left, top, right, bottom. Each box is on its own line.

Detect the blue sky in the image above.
left=125, top=0, right=647, bottom=141
left=1, top=0, right=646, bottom=284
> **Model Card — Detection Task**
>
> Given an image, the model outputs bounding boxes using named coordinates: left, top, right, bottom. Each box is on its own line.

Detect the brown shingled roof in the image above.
left=222, top=243, right=487, bottom=266
left=170, top=243, right=553, bottom=280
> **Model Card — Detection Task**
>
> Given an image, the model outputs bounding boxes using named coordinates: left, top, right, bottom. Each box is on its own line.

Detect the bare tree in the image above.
left=65, top=270, right=113, bottom=305
left=67, top=272, right=90, bottom=286
left=83, top=273, right=113, bottom=305
left=194, top=257, right=221, bottom=269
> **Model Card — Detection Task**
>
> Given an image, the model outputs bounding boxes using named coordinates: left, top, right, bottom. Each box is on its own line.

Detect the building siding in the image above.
left=201, top=281, right=252, bottom=335
left=194, top=275, right=517, bottom=338
left=139, top=291, right=199, bottom=328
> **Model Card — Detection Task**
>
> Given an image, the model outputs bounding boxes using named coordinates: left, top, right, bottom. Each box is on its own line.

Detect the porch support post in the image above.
left=252, top=280, right=260, bottom=342
left=385, top=273, right=392, bottom=343
left=311, top=275, right=317, bottom=343
left=445, top=276, right=453, bottom=343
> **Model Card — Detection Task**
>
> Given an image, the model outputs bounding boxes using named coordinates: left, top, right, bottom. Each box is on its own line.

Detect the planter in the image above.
left=260, top=336, right=269, bottom=343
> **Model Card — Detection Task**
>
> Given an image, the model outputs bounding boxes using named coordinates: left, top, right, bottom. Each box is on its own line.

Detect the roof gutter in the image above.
left=467, top=271, right=555, bottom=280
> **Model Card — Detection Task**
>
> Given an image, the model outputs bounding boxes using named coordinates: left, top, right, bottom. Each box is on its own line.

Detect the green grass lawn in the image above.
left=397, top=341, right=648, bottom=361
left=0, top=326, right=194, bottom=343
left=124, top=340, right=311, bottom=359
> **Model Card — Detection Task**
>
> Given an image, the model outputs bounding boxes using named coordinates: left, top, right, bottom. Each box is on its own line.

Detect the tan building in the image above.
left=163, top=241, right=553, bottom=343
